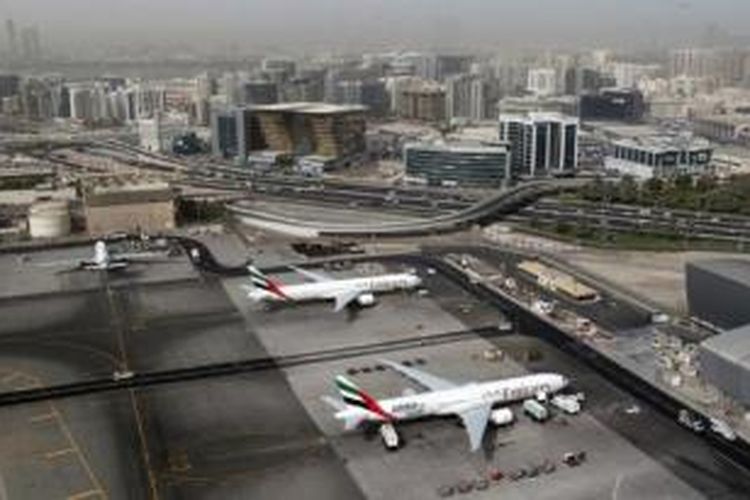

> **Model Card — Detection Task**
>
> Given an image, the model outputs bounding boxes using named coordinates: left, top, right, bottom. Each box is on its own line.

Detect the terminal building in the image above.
left=82, top=176, right=175, bottom=236
left=404, top=142, right=510, bottom=188
left=499, top=112, right=579, bottom=178
left=692, top=114, right=750, bottom=146
left=687, top=260, right=750, bottom=331
left=700, top=325, right=750, bottom=406
left=688, top=260, right=750, bottom=406
left=605, top=135, right=713, bottom=179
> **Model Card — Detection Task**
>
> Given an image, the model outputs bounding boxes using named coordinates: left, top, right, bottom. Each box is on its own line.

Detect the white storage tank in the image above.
left=28, top=200, right=71, bottom=239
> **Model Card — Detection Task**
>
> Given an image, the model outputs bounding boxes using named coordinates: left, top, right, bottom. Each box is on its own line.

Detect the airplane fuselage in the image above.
left=335, top=373, right=567, bottom=425
left=248, top=273, right=421, bottom=303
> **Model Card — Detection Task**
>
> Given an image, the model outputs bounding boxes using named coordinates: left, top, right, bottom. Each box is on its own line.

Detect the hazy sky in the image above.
left=1, top=0, right=749, bottom=55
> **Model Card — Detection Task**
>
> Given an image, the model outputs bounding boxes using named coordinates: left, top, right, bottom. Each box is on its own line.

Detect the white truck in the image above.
left=379, top=423, right=401, bottom=451
left=551, top=395, right=581, bottom=415
left=523, top=399, right=550, bottom=422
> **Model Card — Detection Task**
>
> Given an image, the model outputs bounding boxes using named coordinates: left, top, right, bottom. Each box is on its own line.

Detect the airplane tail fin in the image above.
left=321, top=396, right=364, bottom=431
left=335, top=375, right=393, bottom=422
left=247, top=265, right=288, bottom=300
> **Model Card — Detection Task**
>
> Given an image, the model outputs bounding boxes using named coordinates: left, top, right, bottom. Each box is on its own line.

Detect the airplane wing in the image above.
left=32, top=258, right=80, bottom=268
left=114, top=251, right=170, bottom=262
left=290, top=265, right=333, bottom=283
left=458, top=404, right=492, bottom=452
left=379, top=360, right=457, bottom=391
left=333, top=288, right=362, bottom=312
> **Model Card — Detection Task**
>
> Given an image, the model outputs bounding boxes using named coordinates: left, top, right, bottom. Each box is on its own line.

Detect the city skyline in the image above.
left=0, top=0, right=750, bottom=58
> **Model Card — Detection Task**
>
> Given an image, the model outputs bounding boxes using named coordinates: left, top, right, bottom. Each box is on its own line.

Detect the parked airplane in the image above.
left=35, top=240, right=166, bottom=272
left=323, top=360, right=569, bottom=451
left=243, top=265, right=422, bottom=312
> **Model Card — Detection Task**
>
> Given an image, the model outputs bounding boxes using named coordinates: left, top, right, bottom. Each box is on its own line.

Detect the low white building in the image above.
left=138, top=112, right=190, bottom=153
left=605, top=135, right=713, bottom=179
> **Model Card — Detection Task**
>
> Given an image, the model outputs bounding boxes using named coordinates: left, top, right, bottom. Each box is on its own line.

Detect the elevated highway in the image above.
left=228, top=179, right=586, bottom=237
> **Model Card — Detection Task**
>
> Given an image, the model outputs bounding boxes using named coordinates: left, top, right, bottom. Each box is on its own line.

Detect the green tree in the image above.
left=674, top=174, right=693, bottom=192
left=617, top=175, right=639, bottom=204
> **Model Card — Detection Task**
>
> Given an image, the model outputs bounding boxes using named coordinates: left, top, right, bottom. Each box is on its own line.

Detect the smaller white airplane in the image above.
left=323, top=360, right=570, bottom=452
left=34, top=240, right=166, bottom=272
left=243, top=265, right=422, bottom=312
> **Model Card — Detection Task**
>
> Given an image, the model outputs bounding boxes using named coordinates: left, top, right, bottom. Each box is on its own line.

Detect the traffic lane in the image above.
left=464, top=247, right=651, bottom=332
left=511, top=334, right=750, bottom=498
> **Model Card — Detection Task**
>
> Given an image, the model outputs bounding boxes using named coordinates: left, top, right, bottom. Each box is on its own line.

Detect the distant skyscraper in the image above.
left=20, top=27, right=34, bottom=62
left=445, top=74, right=496, bottom=122
left=527, top=68, right=557, bottom=97
left=580, top=89, right=646, bottom=122
left=436, top=55, right=473, bottom=81
left=241, top=81, right=278, bottom=105
left=30, top=27, right=41, bottom=60
left=5, top=19, right=17, bottom=63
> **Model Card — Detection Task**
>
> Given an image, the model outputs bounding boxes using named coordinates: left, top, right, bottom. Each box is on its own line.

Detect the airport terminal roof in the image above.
left=404, top=140, right=509, bottom=154
left=611, top=134, right=712, bottom=153
left=701, top=324, right=750, bottom=368
left=249, top=102, right=367, bottom=114
left=690, top=259, right=750, bottom=289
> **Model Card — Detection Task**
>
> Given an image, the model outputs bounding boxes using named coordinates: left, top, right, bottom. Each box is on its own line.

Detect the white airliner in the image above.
left=243, top=265, right=422, bottom=312
left=35, top=240, right=165, bottom=272
left=323, top=360, right=569, bottom=452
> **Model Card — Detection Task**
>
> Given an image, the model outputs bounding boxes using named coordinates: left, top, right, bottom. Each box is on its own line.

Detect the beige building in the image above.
left=397, top=81, right=446, bottom=122
left=251, top=102, right=367, bottom=160
left=83, top=176, right=175, bottom=236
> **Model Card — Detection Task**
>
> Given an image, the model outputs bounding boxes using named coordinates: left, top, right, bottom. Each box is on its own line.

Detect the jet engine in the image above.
left=356, top=293, right=377, bottom=307
left=490, top=408, right=514, bottom=426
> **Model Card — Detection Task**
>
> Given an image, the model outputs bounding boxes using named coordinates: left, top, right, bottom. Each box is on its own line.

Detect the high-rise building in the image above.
left=446, top=74, right=498, bottom=122
left=19, top=26, right=41, bottom=62
left=68, top=84, right=93, bottom=122
left=20, top=27, right=34, bottom=62
left=446, top=74, right=473, bottom=121
left=527, top=68, right=557, bottom=97
left=670, top=48, right=748, bottom=85
left=332, top=79, right=388, bottom=116
left=0, top=74, right=20, bottom=99
left=388, top=53, right=437, bottom=80
left=564, top=67, right=615, bottom=95
left=241, top=81, right=278, bottom=105
left=210, top=107, right=239, bottom=159
left=261, top=58, right=296, bottom=82
left=19, top=77, right=56, bottom=120
left=494, top=61, right=529, bottom=95
left=360, top=80, right=389, bottom=117
left=436, top=55, right=473, bottom=81
left=580, top=88, right=646, bottom=122
left=5, top=20, right=17, bottom=63
left=499, top=112, right=579, bottom=177
left=396, top=80, right=446, bottom=122
left=610, top=63, right=661, bottom=89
